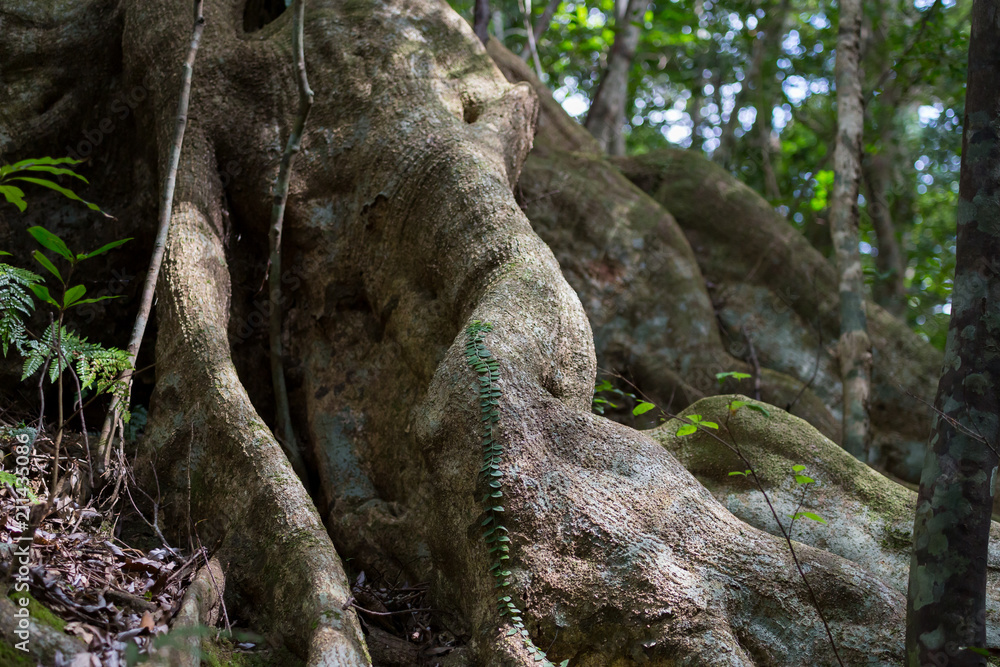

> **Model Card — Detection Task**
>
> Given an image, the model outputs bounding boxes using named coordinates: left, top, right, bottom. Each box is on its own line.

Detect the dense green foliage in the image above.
left=452, top=0, right=966, bottom=348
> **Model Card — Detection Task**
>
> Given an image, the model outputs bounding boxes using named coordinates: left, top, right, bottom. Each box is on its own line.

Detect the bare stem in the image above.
left=267, top=0, right=313, bottom=478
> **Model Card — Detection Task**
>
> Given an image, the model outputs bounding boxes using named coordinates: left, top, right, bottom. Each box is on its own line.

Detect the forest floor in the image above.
left=0, top=419, right=465, bottom=666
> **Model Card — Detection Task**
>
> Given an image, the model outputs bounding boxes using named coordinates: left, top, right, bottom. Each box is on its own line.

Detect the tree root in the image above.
left=151, top=558, right=225, bottom=667
left=653, top=393, right=1000, bottom=648
left=137, top=132, right=368, bottom=664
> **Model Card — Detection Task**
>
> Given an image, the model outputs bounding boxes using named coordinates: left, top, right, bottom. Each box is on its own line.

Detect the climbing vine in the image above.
left=465, top=321, right=566, bottom=666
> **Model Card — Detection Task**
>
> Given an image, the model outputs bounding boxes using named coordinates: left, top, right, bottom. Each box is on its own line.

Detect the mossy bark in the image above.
left=907, top=3, right=1000, bottom=663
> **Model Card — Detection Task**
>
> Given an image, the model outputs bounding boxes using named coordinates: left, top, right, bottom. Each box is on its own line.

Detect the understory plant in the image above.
left=0, top=157, right=132, bottom=490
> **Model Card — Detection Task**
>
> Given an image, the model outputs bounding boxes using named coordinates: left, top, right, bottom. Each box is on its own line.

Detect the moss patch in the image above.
left=0, top=637, right=34, bottom=666
left=8, top=590, right=67, bottom=633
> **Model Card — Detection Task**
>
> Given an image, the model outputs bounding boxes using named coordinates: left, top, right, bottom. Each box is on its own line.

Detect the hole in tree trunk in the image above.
left=244, top=0, right=288, bottom=33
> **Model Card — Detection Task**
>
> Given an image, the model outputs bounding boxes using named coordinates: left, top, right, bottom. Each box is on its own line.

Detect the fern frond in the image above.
left=0, top=263, right=40, bottom=356
left=21, top=323, right=131, bottom=396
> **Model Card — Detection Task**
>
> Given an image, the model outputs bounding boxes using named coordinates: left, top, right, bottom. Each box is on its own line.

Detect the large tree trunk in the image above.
left=0, top=2, right=991, bottom=665
left=907, top=1, right=1000, bottom=663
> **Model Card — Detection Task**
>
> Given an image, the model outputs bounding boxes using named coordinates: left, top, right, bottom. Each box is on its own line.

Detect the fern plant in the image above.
left=0, top=260, right=41, bottom=356
left=1, top=156, right=131, bottom=491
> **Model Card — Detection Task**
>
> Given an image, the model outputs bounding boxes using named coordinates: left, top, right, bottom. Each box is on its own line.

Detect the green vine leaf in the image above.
left=791, top=511, right=827, bottom=524
left=716, top=371, right=751, bottom=385
left=632, top=401, right=656, bottom=416
left=465, top=320, right=562, bottom=667
left=676, top=424, right=697, bottom=437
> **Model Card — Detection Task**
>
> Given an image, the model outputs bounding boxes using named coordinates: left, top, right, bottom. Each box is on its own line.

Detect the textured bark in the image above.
left=0, top=595, right=87, bottom=664
left=583, top=0, right=648, bottom=155
left=0, top=2, right=972, bottom=665
left=906, top=1, right=1000, bottom=664
left=830, top=0, right=872, bottom=460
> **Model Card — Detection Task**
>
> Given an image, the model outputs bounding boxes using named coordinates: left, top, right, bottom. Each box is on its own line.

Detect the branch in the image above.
left=474, top=0, right=491, bottom=44
left=97, top=0, right=206, bottom=472
left=519, top=0, right=544, bottom=79
left=267, top=0, right=313, bottom=478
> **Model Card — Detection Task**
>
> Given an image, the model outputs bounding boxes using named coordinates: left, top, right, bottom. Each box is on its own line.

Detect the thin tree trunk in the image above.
left=863, top=151, right=906, bottom=317
left=830, top=0, right=871, bottom=460
left=474, top=0, right=490, bottom=44
left=906, top=1, right=1000, bottom=663
left=583, top=0, right=648, bottom=155
left=752, top=0, right=789, bottom=199
left=689, top=65, right=706, bottom=152
left=521, top=0, right=560, bottom=57
left=714, top=0, right=788, bottom=170
left=519, top=0, right=543, bottom=79
left=756, top=100, right=780, bottom=199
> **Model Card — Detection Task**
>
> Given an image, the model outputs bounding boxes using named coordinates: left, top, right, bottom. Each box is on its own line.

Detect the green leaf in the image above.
left=31, top=250, right=63, bottom=283
left=676, top=424, right=697, bottom=437
left=728, top=400, right=747, bottom=411
left=70, top=295, right=123, bottom=305
left=0, top=185, right=27, bottom=211
left=27, top=227, right=73, bottom=261
left=699, top=421, right=719, bottom=429
left=728, top=471, right=747, bottom=477
left=792, top=465, right=806, bottom=472
left=63, top=284, right=85, bottom=307
left=79, top=237, right=132, bottom=260
left=965, top=647, right=990, bottom=657
left=688, top=414, right=702, bottom=422
left=0, top=251, right=10, bottom=256
left=794, top=474, right=815, bottom=485
left=20, top=165, right=89, bottom=183
left=0, top=156, right=82, bottom=178
left=28, top=284, right=59, bottom=307
left=747, top=404, right=771, bottom=417
left=632, top=401, right=656, bottom=416
left=792, top=511, right=827, bottom=524
left=716, top=371, right=751, bottom=383
left=10, top=178, right=105, bottom=215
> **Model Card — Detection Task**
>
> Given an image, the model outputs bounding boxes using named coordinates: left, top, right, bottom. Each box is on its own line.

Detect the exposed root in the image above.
left=150, top=557, right=225, bottom=667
